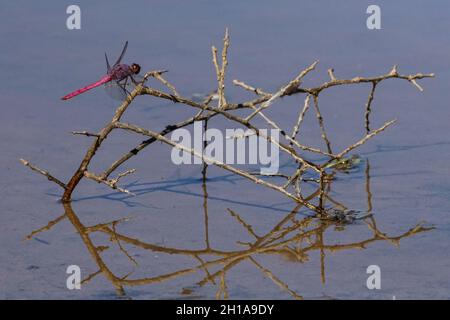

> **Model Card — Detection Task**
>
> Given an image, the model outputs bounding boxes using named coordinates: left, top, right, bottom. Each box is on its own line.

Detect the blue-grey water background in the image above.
left=0, top=0, right=449, bottom=299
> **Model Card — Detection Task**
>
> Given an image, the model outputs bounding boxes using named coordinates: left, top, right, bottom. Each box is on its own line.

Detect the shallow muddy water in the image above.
left=1, top=1, right=449, bottom=299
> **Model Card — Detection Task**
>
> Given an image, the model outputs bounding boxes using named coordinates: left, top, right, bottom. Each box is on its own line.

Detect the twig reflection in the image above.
left=26, top=158, right=433, bottom=299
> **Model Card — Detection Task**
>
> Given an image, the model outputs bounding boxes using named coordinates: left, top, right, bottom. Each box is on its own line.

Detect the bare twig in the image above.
left=20, top=159, right=66, bottom=189
left=312, top=95, right=333, bottom=155
left=290, top=95, right=311, bottom=144
left=335, top=119, right=396, bottom=159
left=153, top=73, right=179, bottom=97
left=84, top=171, right=135, bottom=196
left=233, top=79, right=269, bottom=96
left=364, top=82, right=378, bottom=133
left=71, top=131, right=100, bottom=138
left=114, top=121, right=319, bottom=210
left=212, top=28, right=230, bottom=109
left=20, top=30, right=433, bottom=212
left=246, top=60, right=318, bottom=120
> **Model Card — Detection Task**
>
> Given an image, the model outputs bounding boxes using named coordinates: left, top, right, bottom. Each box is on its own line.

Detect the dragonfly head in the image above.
left=130, top=63, right=141, bottom=75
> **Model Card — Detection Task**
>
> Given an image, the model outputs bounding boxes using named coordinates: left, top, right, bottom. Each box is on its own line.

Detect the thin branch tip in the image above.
left=20, top=158, right=66, bottom=189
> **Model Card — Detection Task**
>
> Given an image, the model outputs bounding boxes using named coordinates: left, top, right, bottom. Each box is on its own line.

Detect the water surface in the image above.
left=0, top=0, right=449, bottom=299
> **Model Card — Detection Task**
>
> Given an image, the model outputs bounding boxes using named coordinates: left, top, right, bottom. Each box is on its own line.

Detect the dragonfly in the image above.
left=61, top=41, right=142, bottom=101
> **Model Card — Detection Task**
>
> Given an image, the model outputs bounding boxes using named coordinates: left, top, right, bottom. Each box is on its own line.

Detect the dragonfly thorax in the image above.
left=109, top=64, right=135, bottom=80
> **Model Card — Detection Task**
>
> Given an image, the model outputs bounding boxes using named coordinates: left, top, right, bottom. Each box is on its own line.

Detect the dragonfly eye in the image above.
left=131, top=63, right=141, bottom=74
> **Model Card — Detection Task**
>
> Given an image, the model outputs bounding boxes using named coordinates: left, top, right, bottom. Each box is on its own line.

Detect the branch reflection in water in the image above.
left=26, top=158, right=433, bottom=299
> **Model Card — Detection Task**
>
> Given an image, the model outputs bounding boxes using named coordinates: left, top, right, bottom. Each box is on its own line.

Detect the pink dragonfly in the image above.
left=62, top=41, right=141, bottom=100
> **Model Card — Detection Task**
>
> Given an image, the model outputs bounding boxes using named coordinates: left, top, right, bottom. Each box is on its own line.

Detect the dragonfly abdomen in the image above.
left=61, top=75, right=113, bottom=100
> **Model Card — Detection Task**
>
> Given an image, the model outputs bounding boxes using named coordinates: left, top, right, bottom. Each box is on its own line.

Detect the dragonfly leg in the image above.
left=130, top=75, right=140, bottom=86
left=122, top=77, right=133, bottom=96
left=113, top=79, right=131, bottom=99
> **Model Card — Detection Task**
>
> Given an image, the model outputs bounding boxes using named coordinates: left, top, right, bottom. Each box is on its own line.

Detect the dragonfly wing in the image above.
left=113, top=41, right=128, bottom=67
left=105, top=53, right=111, bottom=73
left=104, top=80, right=129, bottom=101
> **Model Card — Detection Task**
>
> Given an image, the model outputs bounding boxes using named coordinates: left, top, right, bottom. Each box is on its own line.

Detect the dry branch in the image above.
left=233, top=79, right=269, bottom=96
left=20, top=159, right=66, bottom=189
left=20, top=29, right=433, bottom=211
left=71, top=131, right=100, bottom=138
left=114, top=121, right=319, bottom=210
left=212, top=28, right=230, bottom=109
left=335, top=119, right=396, bottom=159
left=84, top=171, right=135, bottom=196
